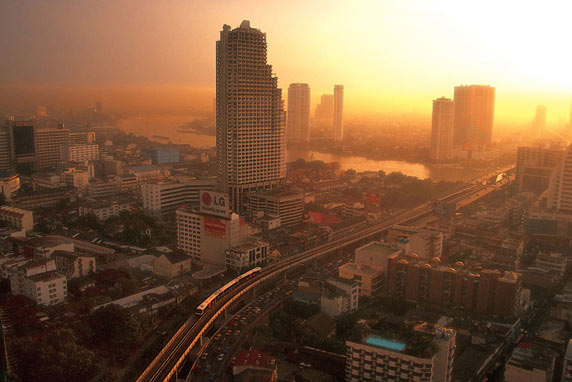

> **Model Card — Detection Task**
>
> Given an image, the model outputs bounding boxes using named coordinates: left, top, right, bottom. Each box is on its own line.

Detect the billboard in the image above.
left=203, top=216, right=226, bottom=238
left=200, top=190, right=230, bottom=218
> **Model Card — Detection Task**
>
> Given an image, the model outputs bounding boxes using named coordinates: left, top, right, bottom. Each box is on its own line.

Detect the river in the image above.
left=116, top=114, right=486, bottom=182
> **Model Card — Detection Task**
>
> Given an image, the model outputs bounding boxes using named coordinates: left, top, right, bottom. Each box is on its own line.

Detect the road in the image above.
left=137, top=167, right=513, bottom=382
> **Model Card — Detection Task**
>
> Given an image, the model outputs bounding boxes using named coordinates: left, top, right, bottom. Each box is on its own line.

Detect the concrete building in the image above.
left=62, top=143, right=99, bottom=162
left=333, top=85, right=344, bottom=141
left=320, top=277, right=359, bottom=318
left=63, top=168, right=89, bottom=190
left=69, top=131, right=96, bottom=145
left=87, top=179, right=120, bottom=198
left=430, top=97, right=455, bottom=161
left=143, top=147, right=180, bottom=164
left=126, top=165, right=163, bottom=183
left=79, top=198, right=134, bottom=221
left=346, top=323, right=456, bottom=382
left=232, top=349, right=277, bottom=382
left=216, top=21, right=286, bottom=211
left=225, top=238, right=269, bottom=270
left=141, top=178, right=217, bottom=217
left=176, top=206, right=251, bottom=265
left=52, top=250, right=96, bottom=279
left=516, top=145, right=564, bottom=193
left=355, top=241, right=401, bottom=272
left=544, top=143, right=572, bottom=212
left=0, top=171, right=20, bottom=200
left=453, top=85, right=495, bottom=145
left=0, top=206, right=33, bottom=232
left=504, top=343, right=556, bottom=382
left=409, top=229, right=443, bottom=260
left=287, top=83, right=311, bottom=143
left=248, top=189, right=304, bottom=227
left=35, top=125, right=70, bottom=169
left=9, top=259, right=67, bottom=306
left=0, top=125, right=12, bottom=171
left=339, top=262, right=383, bottom=297
left=154, top=250, right=192, bottom=279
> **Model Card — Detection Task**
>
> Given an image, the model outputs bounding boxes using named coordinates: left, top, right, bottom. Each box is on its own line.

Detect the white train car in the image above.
left=195, top=267, right=262, bottom=316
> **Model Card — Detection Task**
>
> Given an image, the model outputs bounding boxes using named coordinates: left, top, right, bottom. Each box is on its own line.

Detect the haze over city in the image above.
left=2, top=2, right=572, bottom=382
left=1, top=0, right=571, bottom=125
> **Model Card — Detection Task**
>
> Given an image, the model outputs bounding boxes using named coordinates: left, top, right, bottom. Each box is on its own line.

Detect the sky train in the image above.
left=195, top=267, right=262, bottom=316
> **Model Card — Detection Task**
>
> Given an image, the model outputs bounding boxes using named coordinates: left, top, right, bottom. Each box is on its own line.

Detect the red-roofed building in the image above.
left=232, top=349, right=277, bottom=382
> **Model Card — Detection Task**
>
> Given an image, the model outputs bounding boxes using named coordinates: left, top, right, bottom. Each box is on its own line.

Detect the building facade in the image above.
left=216, top=21, right=286, bottom=211
left=516, top=145, right=563, bottom=193
left=287, top=83, right=311, bottom=143
left=141, top=178, right=217, bottom=217
left=430, top=97, right=455, bottom=161
left=248, top=190, right=304, bottom=227
left=333, top=85, right=344, bottom=141
left=35, top=125, right=70, bottom=169
left=453, top=85, right=495, bottom=145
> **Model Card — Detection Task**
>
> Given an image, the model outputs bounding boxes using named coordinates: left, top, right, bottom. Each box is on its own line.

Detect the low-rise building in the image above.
left=225, top=239, right=269, bottom=270
left=78, top=198, right=134, bottom=221
left=63, top=168, right=90, bottom=190
left=9, top=259, right=67, bottom=306
left=0, top=171, right=20, bottom=200
left=248, top=189, right=305, bottom=227
left=504, top=343, right=556, bottom=382
left=142, top=178, right=217, bottom=217
left=232, top=349, right=277, bottom=382
left=0, top=206, right=34, bottom=232
left=154, top=250, right=192, bottom=279
left=52, top=250, right=96, bottom=279
left=62, top=143, right=99, bottom=162
left=338, top=262, right=383, bottom=297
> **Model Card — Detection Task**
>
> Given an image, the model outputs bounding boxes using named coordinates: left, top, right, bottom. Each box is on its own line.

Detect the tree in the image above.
left=13, top=329, right=96, bottom=382
left=88, top=304, right=142, bottom=358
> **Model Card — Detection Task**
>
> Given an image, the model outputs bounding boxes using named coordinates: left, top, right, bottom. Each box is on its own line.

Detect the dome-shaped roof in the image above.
left=448, top=267, right=456, bottom=273
left=408, top=252, right=419, bottom=259
left=454, top=261, right=464, bottom=268
left=398, top=259, right=409, bottom=265
left=423, top=263, right=432, bottom=269
left=431, top=257, right=441, bottom=263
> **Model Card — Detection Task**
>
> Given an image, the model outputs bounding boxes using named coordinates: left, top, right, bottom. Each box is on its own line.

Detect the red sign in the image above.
left=203, top=216, right=226, bottom=238
left=366, top=192, right=380, bottom=207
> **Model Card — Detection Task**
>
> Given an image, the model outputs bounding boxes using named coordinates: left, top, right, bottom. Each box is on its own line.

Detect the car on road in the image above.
left=224, top=345, right=230, bottom=353
left=217, top=353, right=224, bottom=361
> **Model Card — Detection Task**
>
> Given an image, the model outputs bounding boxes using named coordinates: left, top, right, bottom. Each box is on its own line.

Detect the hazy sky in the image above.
left=1, top=0, right=571, bottom=123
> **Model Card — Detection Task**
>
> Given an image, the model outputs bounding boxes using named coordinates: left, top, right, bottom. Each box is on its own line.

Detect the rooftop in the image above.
left=357, top=241, right=400, bottom=257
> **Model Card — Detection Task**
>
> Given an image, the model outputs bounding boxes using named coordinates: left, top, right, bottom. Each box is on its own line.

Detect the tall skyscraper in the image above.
left=532, top=104, right=547, bottom=131
left=430, top=97, right=455, bottom=161
left=333, top=85, right=344, bottom=141
left=216, top=21, right=286, bottom=212
left=35, top=124, right=70, bottom=169
left=287, top=83, right=311, bottom=143
left=453, top=85, right=495, bottom=145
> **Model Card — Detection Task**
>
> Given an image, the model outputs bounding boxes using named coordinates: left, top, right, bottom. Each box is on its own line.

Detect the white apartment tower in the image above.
left=216, top=21, right=286, bottom=212
left=333, top=85, right=344, bottom=141
left=35, top=125, right=70, bottom=169
left=287, top=83, right=311, bottom=143
left=430, top=97, right=455, bottom=161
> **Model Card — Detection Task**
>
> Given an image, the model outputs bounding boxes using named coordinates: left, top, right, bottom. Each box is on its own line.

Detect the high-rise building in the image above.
left=453, top=85, right=495, bottom=145
left=333, top=85, right=344, bottom=141
left=7, top=120, right=36, bottom=170
left=216, top=21, right=286, bottom=212
left=70, top=131, right=96, bottom=145
left=346, top=323, right=456, bottom=382
left=532, top=105, right=547, bottom=131
left=516, top=145, right=564, bottom=193
left=545, top=143, right=572, bottom=212
left=35, top=124, right=70, bottom=169
left=430, top=97, right=455, bottom=161
left=314, top=94, right=334, bottom=125
left=287, top=83, right=311, bottom=143
left=0, top=125, right=11, bottom=171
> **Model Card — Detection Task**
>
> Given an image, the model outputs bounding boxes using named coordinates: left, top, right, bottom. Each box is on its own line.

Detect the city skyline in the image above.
left=0, top=1, right=571, bottom=124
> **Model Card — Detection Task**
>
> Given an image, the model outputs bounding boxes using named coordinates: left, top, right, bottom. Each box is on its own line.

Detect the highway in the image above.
left=137, top=166, right=513, bottom=382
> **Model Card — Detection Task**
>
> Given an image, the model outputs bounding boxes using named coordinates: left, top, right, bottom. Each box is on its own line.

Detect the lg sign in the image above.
left=199, top=191, right=230, bottom=218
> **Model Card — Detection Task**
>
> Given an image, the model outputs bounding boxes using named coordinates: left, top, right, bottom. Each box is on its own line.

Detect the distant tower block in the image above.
left=430, top=97, right=455, bottom=161
left=333, top=85, right=344, bottom=141
left=453, top=85, right=495, bottom=145
left=287, top=83, right=311, bottom=143
left=532, top=105, right=547, bottom=131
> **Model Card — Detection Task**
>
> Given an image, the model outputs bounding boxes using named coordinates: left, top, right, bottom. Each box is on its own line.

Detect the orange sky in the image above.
left=0, top=0, right=570, bottom=125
